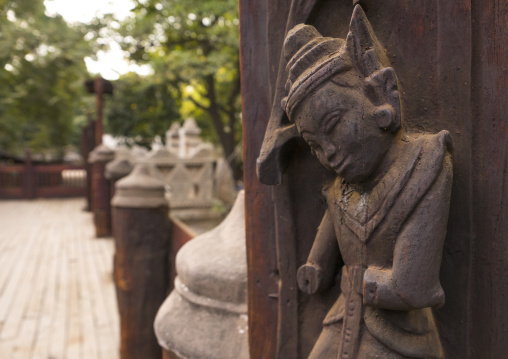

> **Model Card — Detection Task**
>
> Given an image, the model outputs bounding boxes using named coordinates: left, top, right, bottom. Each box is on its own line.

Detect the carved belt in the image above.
left=337, top=265, right=365, bottom=359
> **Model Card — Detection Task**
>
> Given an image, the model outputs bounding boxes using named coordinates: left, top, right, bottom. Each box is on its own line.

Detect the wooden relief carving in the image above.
left=258, top=5, right=453, bottom=358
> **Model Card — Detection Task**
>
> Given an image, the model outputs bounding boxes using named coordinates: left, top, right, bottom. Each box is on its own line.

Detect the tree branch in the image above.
left=203, top=74, right=235, bottom=156
left=188, top=96, right=209, bottom=111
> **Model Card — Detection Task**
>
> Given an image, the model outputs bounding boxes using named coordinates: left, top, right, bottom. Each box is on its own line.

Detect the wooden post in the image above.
left=81, top=118, right=96, bottom=211
left=111, top=163, right=170, bottom=359
left=88, top=144, right=115, bottom=237
left=84, top=77, right=113, bottom=211
left=239, top=2, right=279, bottom=358
left=94, top=77, right=104, bottom=146
left=22, top=149, right=35, bottom=199
left=84, top=76, right=113, bottom=155
left=240, top=1, right=508, bottom=358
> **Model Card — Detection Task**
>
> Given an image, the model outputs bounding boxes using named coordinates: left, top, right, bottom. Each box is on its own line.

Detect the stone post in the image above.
left=112, top=163, right=170, bottom=359
left=154, top=191, right=248, bottom=359
left=88, top=144, right=115, bottom=237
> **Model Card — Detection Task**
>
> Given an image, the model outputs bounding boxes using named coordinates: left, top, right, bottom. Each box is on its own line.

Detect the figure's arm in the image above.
left=363, top=153, right=453, bottom=310
left=297, top=209, right=342, bottom=294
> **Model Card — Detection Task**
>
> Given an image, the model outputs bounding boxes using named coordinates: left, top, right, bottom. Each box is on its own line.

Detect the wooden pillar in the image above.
left=239, top=2, right=279, bottom=358
left=111, top=163, right=170, bottom=359
left=468, top=1, right=508, bottom=356
left=84, top=77, right=113, bottom=147
left=94, top=77, right=104, bottom=146
left=240, top=1, right=508, bottom=358
left=88, top=144, right=115, bottom=237
left=81, top=119, right=96, bottom=211
left=84, top=77, right=113, bottom=211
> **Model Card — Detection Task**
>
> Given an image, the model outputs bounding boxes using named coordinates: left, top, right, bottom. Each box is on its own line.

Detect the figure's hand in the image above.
left=297, top=263, right=324, bottom=294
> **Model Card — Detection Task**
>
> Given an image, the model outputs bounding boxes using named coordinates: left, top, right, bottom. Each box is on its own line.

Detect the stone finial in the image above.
left=145, top=147, right=179, bottom=164
left=166, top=122, right=181, bottom=138
left=112, top=163, right=168, bottom=208
left=166, top=122, right=181, bottom=154
left=154, top=190, right=248, bottom=359
left=88, top=144, right=115, bottom=163
left=152, top=135, right=164, bottom=150
left=130, top=146, right=149, bottom=162
left=180, top=118, right=203, bottom=158
left=188, top=143, right=214, bottom=160
left=182, top=118, right=201, bottom=136
left=105, top=157, right=133, bottom=181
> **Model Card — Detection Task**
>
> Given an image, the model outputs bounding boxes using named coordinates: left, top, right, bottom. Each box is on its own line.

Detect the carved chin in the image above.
left=338, top=164, right=371, bottom=184
left=328, top=157, right=347, bottom=175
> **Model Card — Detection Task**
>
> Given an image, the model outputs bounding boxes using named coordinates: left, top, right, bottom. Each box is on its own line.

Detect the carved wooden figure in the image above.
left=261, top=6, right=453, bottom=358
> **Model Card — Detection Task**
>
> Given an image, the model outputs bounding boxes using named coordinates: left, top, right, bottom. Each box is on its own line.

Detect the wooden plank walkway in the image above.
left=0, top=198, right=119, bottom=359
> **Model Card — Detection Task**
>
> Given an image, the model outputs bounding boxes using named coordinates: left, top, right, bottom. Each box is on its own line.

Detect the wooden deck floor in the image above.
left=0, top=198, right=119, bottom=359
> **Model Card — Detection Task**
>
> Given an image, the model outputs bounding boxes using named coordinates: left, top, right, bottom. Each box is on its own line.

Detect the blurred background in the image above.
left=0, top=2, right=244, bottom=358
left=0, top=0, right=242, bottom=181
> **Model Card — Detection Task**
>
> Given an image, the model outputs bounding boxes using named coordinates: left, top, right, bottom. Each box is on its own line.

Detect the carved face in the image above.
left=292, top=76, right=393, bottom=183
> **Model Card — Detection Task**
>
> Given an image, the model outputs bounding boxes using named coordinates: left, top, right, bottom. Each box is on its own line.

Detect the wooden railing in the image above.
left=0, top=161, right=86, bottom=199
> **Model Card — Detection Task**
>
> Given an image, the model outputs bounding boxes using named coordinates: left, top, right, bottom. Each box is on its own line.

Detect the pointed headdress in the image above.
left=283, top=5, right=392, bottom=119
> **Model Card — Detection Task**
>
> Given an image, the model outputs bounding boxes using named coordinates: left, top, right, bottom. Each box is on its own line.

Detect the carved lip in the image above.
left=330, top=156, right=347, bottom=174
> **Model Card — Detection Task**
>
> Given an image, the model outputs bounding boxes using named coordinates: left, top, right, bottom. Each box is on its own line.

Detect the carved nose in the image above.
left=324, top=144, right=337, bottom=163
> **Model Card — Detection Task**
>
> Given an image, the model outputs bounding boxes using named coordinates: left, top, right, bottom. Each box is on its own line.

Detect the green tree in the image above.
left=117, top=0, right=242, bottom=178
left=106, top=72, right=180, bottom=147
left=0, top=0, right=93, bottom=158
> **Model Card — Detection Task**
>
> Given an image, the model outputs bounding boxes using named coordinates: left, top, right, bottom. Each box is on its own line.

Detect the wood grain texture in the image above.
left=91, top=161, right=112, bottom=237
left=113, top=207, right=170, bottom=359
left=241, top=1, right=508, bottom=357
left=239, top=0, right=279, bottom=358
left=470, top=0, right=508, bottom=356
left=0, top=198, right=119, bottom=359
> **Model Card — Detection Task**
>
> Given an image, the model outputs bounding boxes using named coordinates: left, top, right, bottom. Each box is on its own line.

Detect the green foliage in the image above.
left=114, top=0, right=242, bottom=178
left=0, top=0, right=93, bottom=158
left=106, top=72, right=180, bottom=147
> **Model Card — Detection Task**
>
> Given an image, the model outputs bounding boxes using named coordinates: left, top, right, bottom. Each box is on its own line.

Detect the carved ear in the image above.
left=346, top=5, right=388, bottom=77
left=373, top=104, right=396, bottom=131
left=366, top=67, right=401, bottom=132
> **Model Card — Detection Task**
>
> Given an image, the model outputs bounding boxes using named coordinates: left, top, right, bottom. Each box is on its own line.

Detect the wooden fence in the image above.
left=0, top=161, right=86, bottom=199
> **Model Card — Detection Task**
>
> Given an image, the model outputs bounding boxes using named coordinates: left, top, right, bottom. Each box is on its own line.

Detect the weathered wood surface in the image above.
left=0, top=198, right=119, bottom=359
left=469, top=1, right=508, bottom=356
left=239, top=1, right=279, bottom=358
left=113, top=207, right=169, bottom=359
left=91, top=162, right=112, bottom=237
left=81, top=120, right=96, bottom=212
left=240, top=0, right=508, bottom=358
left=0, top=162, right=86, bottom=200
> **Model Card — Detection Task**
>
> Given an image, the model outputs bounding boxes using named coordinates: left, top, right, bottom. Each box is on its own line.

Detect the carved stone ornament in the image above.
left=258, top=5, right=453, bottom=359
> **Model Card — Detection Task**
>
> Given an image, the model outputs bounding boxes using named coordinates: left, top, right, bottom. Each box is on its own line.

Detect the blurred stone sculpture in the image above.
left=166, top=122, right=181, bottom=155
left=144, top=146, right=216, bottom=221
left=154, top=191, right=248, bottom=359
left=166, top=118, right=208, bottom=159
left=264, top=5, right=453, bottom=358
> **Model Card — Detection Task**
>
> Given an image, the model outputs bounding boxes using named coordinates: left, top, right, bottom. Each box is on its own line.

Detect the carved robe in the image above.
left=310, top=131, right=453, bottom=359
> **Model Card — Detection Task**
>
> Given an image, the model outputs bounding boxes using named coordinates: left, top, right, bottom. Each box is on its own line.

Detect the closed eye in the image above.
left=322, top=109, right=345, bottom=134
